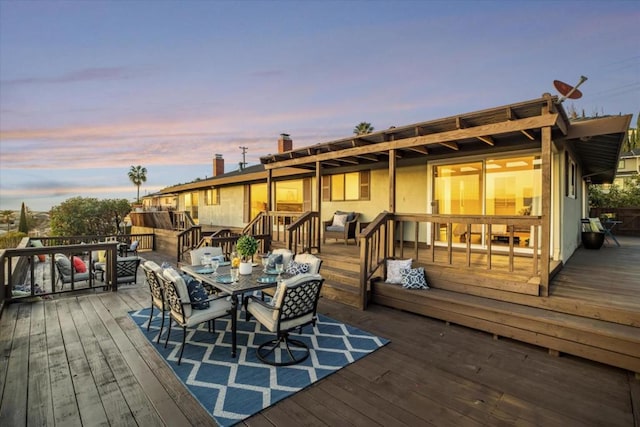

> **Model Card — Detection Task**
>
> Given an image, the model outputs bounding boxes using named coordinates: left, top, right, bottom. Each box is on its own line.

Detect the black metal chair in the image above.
left=160, top=268, right=232, bottom=365
left=141, top=261, right=167, bottom=343
left=245, top=273, right=324, bottom=366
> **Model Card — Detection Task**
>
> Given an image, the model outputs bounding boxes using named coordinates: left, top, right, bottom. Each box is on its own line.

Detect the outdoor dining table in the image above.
left=180, top=263, right=288, bottom=358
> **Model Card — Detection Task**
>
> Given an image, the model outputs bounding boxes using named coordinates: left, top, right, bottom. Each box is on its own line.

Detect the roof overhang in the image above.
left=260, top=96, right=568, bottom=170
left=564, top=115, right=632, bottom=184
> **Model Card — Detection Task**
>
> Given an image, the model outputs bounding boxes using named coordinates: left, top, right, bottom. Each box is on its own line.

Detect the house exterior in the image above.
left=613, top=149, right=640, bottom=189
left=146, top=95, right=631, bottom=301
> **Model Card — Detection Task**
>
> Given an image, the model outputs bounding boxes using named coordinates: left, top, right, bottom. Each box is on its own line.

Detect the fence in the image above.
left=589, top=207, right=640, bottom=236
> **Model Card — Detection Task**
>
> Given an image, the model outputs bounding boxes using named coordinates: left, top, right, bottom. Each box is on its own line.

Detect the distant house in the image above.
left=613, top=149, right=640, bottom=189
left=144, top=95, right=631, bottom=300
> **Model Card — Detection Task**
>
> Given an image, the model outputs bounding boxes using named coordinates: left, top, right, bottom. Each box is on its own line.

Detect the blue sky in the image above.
left=1, top=0, right=638, bottom=212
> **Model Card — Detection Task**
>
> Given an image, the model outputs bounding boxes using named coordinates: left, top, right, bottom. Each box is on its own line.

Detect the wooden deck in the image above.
left=1, top=238, right=639, bottom=426
left=1, top=251, right=640, bottom=426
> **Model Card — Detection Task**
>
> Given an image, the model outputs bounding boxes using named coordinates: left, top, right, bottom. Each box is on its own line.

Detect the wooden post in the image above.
left=540, top=126, right=552, bottom=296
left=316, top=161, right=322, bottom=253
left=389, top=148, right=396, bottom=256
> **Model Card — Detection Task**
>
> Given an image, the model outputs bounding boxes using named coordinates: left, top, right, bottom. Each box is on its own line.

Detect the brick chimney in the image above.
left=278, top=133, right=292, bottom=153
left=213, top=154, right=224, bottom=176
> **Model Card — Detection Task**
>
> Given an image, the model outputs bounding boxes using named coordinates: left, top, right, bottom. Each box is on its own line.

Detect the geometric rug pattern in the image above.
left=129, top=305, right=389, bottom=426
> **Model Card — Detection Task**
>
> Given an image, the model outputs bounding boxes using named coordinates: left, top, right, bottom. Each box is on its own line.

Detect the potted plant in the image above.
left=235, top=234, right=258, bottom=275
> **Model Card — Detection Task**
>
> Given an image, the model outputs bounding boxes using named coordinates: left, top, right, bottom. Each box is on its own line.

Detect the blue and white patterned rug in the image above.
left=129, top=306, right=389, bottom=426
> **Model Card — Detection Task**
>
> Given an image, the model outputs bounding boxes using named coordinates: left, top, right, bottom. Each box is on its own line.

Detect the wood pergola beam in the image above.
left=407, top=146, right=429, bottom=155
left=477, top=136, right=495, bottom=146
left=439, top=141, right=459, bottom=150
left=263, top=114, right=559, bottom=169
left=507, top=107, right=538, bottom=141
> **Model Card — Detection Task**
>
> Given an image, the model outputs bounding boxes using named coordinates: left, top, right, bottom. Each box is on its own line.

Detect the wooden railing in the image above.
left=35, top=233, right=155, bottom=251
left=177, top=226, right=202, bottom=263
left=287, top=211, right=321, bottom=254
left=1, top=239, right=120, bottom=304
left=358, top=213, right=543, bottom=309
left=171, top=211, right=196, bottom=231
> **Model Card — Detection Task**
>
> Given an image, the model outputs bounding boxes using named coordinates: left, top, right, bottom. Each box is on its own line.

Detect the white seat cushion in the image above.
left=184, top=298, right=231, bottom=328
left=163, top=268, right=192, bottom=318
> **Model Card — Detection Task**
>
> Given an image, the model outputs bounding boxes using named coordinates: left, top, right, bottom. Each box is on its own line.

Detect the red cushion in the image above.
left=72, top=256, right=87, bottom=273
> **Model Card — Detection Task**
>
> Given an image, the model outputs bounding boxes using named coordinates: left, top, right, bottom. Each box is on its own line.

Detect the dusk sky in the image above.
left=1, top=0, right=638, bottom=212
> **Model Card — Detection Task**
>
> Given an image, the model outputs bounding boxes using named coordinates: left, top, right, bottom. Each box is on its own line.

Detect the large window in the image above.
left=322, top=171, right=370, bottom=201
left=204, top=188, right=220, bottom=205
left=433, top=155, right=541, bottom=245
left=184, top=192, right=199, bottom=221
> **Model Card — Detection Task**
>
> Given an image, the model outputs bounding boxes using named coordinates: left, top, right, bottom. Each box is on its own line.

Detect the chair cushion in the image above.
left=385, top=259, right=412, bottom=284
left=184, top=298, right=231, bottom=328
left=31, top=240, right=46, bottom=262
left=163, top=268, right=192, bottom=318
left=286, top=260, right=310, bottom=275
left=130, top=240, right=139, bottom=251
left=271, top=249, right=294, bottom=269
left=400, top=267, right=429, bottom=289
left=190, top=247, right=224, bottom=266
left=332, top=214, right=348, bottom=228
left=55, top=254, right=72, bottom=277
left=293, top=253, right=322, bottom=274
left=326, top=225, right=345, bottom=232
left=186, top=277, right=210, bottom=310
left=336, top=211, right=356, bottom=222
left=72, top=256, right=87, bottom=273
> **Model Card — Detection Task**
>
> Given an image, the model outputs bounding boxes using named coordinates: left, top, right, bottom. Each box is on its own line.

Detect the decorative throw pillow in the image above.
left=332, top=213, right=348, bottom=228
left=400, top=267, right=429, bottom=289
left=286, top=260, right=310, bottom=275
left=72, top=256, right=87, bottom=273
left=267, top=253, right=283, bottom=269
left=385, top=258, right=412, bottom=284
left=130, top=240, right=139, bottom=251
left=186, top=277, right=210, bottom=310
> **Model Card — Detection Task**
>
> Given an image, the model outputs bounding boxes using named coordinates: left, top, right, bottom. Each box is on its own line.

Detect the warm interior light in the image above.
left=506, top=161, right=528, bottom=167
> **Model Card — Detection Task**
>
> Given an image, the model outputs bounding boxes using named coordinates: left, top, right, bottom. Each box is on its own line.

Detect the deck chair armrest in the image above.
left=244, top=294, right=276, bottom=310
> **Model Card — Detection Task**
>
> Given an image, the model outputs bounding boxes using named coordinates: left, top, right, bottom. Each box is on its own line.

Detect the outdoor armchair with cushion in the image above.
left=323, top=211, right=359, bottom=245
left=261, top=252, right=322, bottom=300
left=244, top=273, right=324, bottom=366
left=161, top=268, right=232, bottom=365
left=54, top=253, right=91, bottom=290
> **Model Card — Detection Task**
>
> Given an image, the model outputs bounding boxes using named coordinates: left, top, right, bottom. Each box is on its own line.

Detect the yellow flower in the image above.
left=231, top=257, right=241, bottom=268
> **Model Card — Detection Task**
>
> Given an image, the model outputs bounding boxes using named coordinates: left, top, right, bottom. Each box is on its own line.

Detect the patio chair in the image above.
left=95, top=256, right=141, bottom=287
left=120, top=240, right=139, bottom=257
left=261, top=252, right=322, bottom=300
left=244, top=273, right=324, bottom=366
left=323, top=211, right=359, bottom=245
left=54, top=253, right=91, bottom=290
left=161, top=268, right=232, bottom=365
left=189, top=246, right=224, bottom=266
left=141, top=261, right=167, bottom=343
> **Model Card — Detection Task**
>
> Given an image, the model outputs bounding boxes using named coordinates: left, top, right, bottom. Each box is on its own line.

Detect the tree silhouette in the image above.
left=128, top=165, right=148, bottom=203
left=353, top=122, right=374, bottom=135
left=18, top=202, right=29, bottom=233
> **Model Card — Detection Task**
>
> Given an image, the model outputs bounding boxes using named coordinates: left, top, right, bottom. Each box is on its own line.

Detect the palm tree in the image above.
left=128, top=165, right=147, bottom=204
left=354, top=122, right=374, bottom=135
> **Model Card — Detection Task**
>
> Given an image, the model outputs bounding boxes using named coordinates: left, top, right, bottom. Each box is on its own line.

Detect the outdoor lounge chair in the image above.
left=323, top=211, right=359, bottom=245
left=244, top=273, right=324, bottom=366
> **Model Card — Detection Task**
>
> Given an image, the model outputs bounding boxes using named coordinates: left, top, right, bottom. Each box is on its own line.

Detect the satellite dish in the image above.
left=553, top=75, right=588, bottom=103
